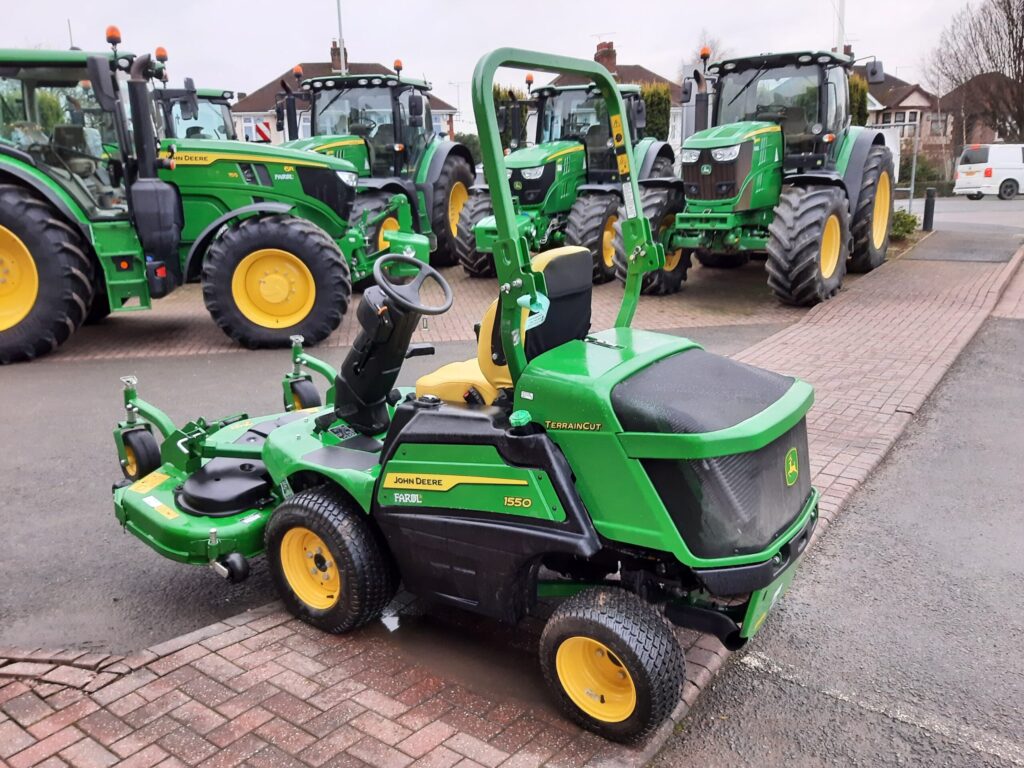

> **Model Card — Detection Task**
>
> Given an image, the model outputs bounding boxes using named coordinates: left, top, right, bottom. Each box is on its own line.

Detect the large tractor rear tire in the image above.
left=430, top=154, right=475, bottom=267
left=349, top=192, right=400, bottom=291
left=565, top=193, right=621, bottom=283
left=613, top=186, right=689, bottom=295
left=456, top=193, right=496, bottom=278
left=766, top=186, right=849, bottom=306
left=696, top=251, right=749, bottom=269
left=203, top=215, right=351, bottom=349
left=848, top=145, right=894, bottom=273
left=0, top=184, right=93, bottom=364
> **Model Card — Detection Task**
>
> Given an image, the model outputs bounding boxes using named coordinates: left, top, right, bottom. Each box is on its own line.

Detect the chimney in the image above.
left=330, top=39, right=342, bottom=72
left=594, top=41, right=617, bottom=74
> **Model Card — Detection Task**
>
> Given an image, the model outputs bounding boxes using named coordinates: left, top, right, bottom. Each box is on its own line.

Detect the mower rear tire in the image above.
left=456, top=193, right=497, bottom=278
left=766, top=186, right=849, bottom=306
left=431, top=154, right=475, bottom=266
left=203, top=215, right=351, bottom=349
left=565, top=193, right=621, bottom=283
left=696, top=250, right=749, bottom=269
left=265, top=486, right=397, bottom=633
left=286, top=379, right=322, bottom=411
left=121, top=429, right=161, bottom=482
left=613, top=186, right=689, bottom=295
left=540, top=588, right=684, bottom=743
left=0, top=184, right=94, bottom=364
left=848, top=145, right=894, bottom=273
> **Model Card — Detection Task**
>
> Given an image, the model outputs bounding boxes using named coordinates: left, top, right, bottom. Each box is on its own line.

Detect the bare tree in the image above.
left=930, top=0, right=1024, bottom=142
left=680, top=29, right=732, bottom=79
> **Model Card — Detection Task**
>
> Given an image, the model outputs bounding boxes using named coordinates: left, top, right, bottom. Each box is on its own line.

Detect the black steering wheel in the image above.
left=372, top=254, right=453, bottom=315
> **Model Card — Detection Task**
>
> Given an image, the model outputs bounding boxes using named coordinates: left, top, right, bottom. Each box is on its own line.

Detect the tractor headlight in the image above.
left=520, top=165, right=545, bottom=180
left=336, top=170, right=359, bottom=188
left=506, top=168, right=513, bottom=180
left=680, top=148, right=701, bottom=164
left=711, top=145, right=741, bottom=162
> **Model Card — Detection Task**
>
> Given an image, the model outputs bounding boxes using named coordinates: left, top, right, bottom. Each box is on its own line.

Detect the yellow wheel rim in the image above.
left=378, top=216, right=400, bottom=251
left=602, top=214, right=618, bottom=268
left=0, top=225, right=39, bottom=332
left=230, top=249, right=316, bottom=329
left=819, top=214, right=841, bottom=279
left=280, top=527, right=340, bottom=610
left=124, top=446, right=138, bottom=478
left=448, top=181, right=468, bottom=237
left=872, top=171, right=891, bottom=250
left=660, top=215, right=682, bottom=271
left=555, top=636, right=637, bottom=723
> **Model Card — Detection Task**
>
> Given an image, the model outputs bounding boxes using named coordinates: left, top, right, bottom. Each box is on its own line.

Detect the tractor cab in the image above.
left=156, top=83, right=236, bottom=141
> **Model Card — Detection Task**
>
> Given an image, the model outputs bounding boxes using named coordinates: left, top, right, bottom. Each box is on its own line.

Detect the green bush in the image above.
left=849, top=75, right=868, bottom=127
left=639, top=82, right=671, bottom=141
left=890, top=209, right=919, bottom=240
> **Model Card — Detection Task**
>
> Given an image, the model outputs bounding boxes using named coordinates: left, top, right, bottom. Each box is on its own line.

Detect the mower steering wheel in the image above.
left=373, top=254, right=453, bottom=316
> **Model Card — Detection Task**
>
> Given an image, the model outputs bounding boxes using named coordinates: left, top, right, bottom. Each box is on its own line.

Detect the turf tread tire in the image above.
left=122, top=429, right=161, bottom=481
left=430, top=154, right=475, bottom=266
left=455, top=193, right=497, bottom=278
left=612, top=186, right=689, bottom=295
left=848, top=145, right=894, bottom=273
left=565, top=193, right=621, bottom=283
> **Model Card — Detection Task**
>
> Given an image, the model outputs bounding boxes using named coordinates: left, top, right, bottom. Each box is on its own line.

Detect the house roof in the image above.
left=852, top=66, right=936, bottom=110
left=234, top=61, right=456, bottom=114
left=550, top=65, right=683, bottom=103
left=942, top=71, right=1017, bottom=113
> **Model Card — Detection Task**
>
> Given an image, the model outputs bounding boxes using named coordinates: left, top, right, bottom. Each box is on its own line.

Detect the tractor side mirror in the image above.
left=408, top=91, right=424, bottom=128
left=497, top=106, right=508, bottom=132
left=275, top=102, right=285, bottom=132
left=180, top=77, right=199, bottom=121
left=634, top=98, right=647, bottom=130
left=681, top=78, right=693, bottom=104
left=866, top=60, right=885, bottom=85
left=86, top=56, right=118, bottom=112
left=510, top=104, right=522, bottom=146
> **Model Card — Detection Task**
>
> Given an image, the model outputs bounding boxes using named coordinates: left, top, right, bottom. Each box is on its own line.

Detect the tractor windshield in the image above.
left=537, top=89, right=607, bottom=143
left=171, top=98, right=234, bottom=140
left=715, top=64, right=820, bottom=137
left=0, top=63, right=126, bottom=215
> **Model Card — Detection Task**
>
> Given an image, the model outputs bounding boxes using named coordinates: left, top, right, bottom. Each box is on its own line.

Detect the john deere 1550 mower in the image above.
left=276, top=64, right=474, bottom=267
left=0, top=30, right=427, bottom=363
left=110, top=49, right=817, bottom=742
left=623, top=50, right=893, bottom=304
left=458, top=80, right=675, bottom=283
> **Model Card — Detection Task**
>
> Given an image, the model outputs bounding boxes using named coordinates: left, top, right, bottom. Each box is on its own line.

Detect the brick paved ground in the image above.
left=2, top=241, right=1020, bottom=768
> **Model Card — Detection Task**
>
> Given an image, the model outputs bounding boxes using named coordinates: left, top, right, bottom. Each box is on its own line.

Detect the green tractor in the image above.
left=457, top=80, right=676, bottom=283
left=0, top=33, right=428, bottom=363
left=155, top=80, right=237, bottom=141
left=110, top=48, right=818, bottom=742
left=275, top=63, right=475, bottom=267
left=627, top=50, right=893, bottom=304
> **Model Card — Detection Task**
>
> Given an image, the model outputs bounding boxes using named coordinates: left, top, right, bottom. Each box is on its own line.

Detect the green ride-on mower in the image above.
left=458, top=80, right=676, bottom=284
left=110, top=49, right=818, bottom=742
left=0, top=29, right=428, bottom=363
left=626, top=50, right=894, bottom=304
left=275, top=63, right=474, bottom=268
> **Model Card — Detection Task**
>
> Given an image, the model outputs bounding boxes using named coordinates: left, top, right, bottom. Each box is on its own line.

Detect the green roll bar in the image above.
left=471, top=49, right=665, bottom=381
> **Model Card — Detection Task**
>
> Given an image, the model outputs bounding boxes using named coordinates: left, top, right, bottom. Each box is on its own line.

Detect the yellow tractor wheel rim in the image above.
left=378, top=216, right=400, bottom=251
left=602, top=214, right=618, bottom=268
left=230, top=249, right=316, bottom=329
left=872, top=171, right=891, bottom=250
left=448, top=181, right=469, bottom=237
left=124, top=446, right=138, bottom=478
left=819, top=214, right=841, bottom=279
left=660, top=215, right=683, bottom=271
left=0, top=225, right=40, bottom=332
left=280, top=527, right=340, bottom=610
left=555, top=636, right=637, bottom=723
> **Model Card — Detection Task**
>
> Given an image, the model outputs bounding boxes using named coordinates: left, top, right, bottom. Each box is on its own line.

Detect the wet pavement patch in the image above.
left=907, top=229, right=1020, bottom=262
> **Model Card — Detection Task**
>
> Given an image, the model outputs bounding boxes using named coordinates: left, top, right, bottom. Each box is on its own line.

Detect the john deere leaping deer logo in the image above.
left=785, top=448, right=799, bottom=487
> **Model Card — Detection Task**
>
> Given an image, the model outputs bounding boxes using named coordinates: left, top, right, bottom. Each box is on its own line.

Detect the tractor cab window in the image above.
left=716, top=64, right=820, bottom=147
left=171, top=99, right=234, bottom=140
left=0, top=65, right=126, bottom=216
left=314, top=85, right=397, bottom=175
left=825, top=66, right=849, bottom=133
left=537, top=89, right=606, bottom=144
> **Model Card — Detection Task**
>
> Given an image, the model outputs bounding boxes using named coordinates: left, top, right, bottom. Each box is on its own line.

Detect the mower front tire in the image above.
left=265, top=487, right=397, bottom=633
left=613, top=186, right=689, bottom=295
left=430, top=154, right=475, bottom=266
left=121, top=429, right=161, bottom=482
left=566, top=193, right=621, bottom=283
left=540, top=588, right=684, bottom=743
left=286, top=379, right=322, bottom=411
left=202, top=216, right=351, bottom=349
left=456, top=193, right=496, bottom=278
left=848, top=145, right=894, bottom=273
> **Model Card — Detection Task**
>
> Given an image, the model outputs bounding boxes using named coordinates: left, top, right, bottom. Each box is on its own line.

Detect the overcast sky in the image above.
left=6, top=0, right=975, bottom=131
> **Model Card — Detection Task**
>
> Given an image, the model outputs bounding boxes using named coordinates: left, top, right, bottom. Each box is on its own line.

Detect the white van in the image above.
left=953, top=144, right=1024, bottom=200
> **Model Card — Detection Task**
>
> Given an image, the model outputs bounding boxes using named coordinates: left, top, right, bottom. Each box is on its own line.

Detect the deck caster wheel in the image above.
left=286, top=379, right=321, bottom=411
left=121, top=429, right=161, bottom=482
left=539, top=588, right=685, bottom=743
left=213, top=553, right=250, bottom=583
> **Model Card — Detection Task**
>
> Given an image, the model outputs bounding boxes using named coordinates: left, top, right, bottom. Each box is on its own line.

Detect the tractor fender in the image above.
left=637, top=140, right=675, bottom=179
left=786, top=171, right=848, bottom=199
left=841, top=129, right=887, bottom=213
left=0, top=161, right=90, bottom=239
left=418, top=141, right=475, bottom=221
left=637, top=177, right=688, bottom=195
left=576, top=183, right=622, bottom=197
left=358, top=178, right=423, bottom=231
left=184, top=202, right=293, bottom=281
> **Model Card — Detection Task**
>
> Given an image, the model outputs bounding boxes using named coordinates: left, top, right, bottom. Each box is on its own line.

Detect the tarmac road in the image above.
left=0, top=322, right=783, bottom=653
left=652, top=316, right=1024, bottom=768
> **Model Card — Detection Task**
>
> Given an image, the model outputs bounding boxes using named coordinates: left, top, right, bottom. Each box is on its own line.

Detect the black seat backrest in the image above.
left=525, top=246, right=593, bottom=360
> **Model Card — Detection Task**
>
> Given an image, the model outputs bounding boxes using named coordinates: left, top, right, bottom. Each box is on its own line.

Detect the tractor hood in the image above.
left=683, top=121, right=778, bottom=150
left=162, top=138, right=359, bottom=174
left=505, top=140, right=583, bottom=169
left=281, top=136, right=371, bottom=175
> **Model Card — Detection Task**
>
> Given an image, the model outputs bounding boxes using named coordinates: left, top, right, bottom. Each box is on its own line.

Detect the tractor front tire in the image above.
left=613, top=186, right=689, bottom=295
left=646, top=154, right=675, bottom=179
left=0, top=184, right=93, bottom=364
left=456, top=193, right=497, bottom=278
left=565, top=193, right=621, bottom=283
left=766, top=186, right=849, bottom=306
left=265, top=486, right=398, bottom=633
left=696, top=250, right=749, bottom=269
left=430, top=154, right=475, bottom=266
left=202, top=215, right=351, bottom=349
left=540, top=588, right=685, bottom=743
left=349, top=192, right=402, bottom=290
left=848, top=145, right=894, bottom=273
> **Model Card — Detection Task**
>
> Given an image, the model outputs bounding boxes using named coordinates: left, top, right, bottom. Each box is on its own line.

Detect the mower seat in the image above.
left=415, top=246, right=592, bottom=405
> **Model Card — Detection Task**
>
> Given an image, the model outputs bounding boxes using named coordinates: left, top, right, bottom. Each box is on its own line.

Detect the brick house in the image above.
left=232, top=42, right=457, bottom=144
